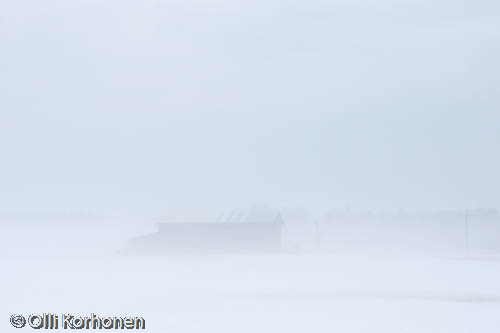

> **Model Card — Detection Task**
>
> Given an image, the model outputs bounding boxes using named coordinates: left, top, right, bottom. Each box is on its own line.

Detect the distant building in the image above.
left=129, top=207, right=284, bottom=254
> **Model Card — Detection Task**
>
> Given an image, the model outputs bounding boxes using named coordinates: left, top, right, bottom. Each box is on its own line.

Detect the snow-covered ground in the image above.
left=2, top=220, right=500, bottom=332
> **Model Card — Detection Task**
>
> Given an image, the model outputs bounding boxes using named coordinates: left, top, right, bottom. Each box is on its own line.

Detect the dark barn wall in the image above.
left=130, top=223, right=283, bottom=254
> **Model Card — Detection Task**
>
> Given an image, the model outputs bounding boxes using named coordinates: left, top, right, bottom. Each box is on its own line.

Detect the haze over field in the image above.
left=2, top=0, right=500, bottom=332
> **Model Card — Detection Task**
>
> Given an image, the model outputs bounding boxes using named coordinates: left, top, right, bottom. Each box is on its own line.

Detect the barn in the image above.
left=129, top=208, right=284, bottom=254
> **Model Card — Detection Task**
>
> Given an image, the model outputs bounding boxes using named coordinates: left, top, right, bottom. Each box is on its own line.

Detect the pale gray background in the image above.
left=2, top=0, right=499, bottom=219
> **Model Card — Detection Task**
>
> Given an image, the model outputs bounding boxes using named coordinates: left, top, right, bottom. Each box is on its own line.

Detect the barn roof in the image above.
left=215, top=206, right=283, bottom=224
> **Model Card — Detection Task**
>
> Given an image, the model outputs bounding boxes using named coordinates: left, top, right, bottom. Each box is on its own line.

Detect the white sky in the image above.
left=1, top=0, right=499, bottom=218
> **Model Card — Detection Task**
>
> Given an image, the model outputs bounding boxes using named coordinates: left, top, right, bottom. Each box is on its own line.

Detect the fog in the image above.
left=3, top=111, right=499, bottom=218
left=2, top=0, right=500, bottom=332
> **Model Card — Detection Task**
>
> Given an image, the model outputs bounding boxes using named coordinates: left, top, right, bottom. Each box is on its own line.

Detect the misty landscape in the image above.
left=2, top=0, right=500, bottom=332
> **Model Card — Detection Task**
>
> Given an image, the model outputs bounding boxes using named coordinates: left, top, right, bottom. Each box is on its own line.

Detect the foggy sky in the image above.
left=2, top=0, right=499, bottom=219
